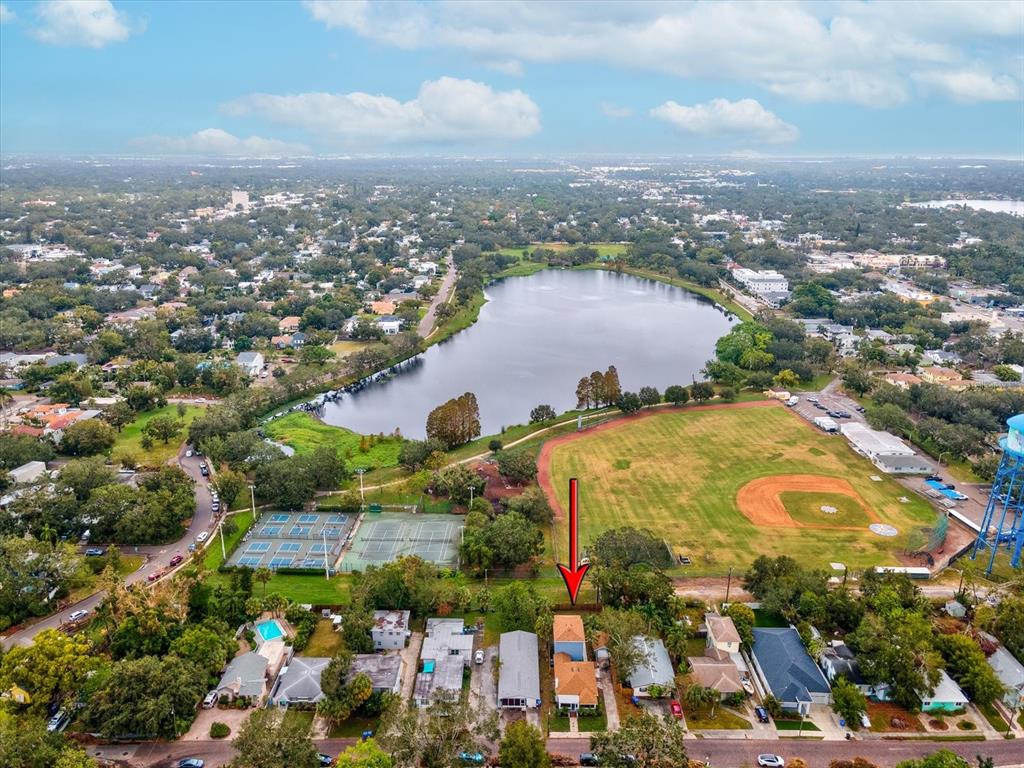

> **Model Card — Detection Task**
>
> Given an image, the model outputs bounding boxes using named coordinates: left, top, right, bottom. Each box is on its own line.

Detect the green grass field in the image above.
left=780, top=491, right=874, bottom=528
left=545, top=405, right=939, bottom=575
left=265, top=412, right=403, bottom=471
left=113, top=404, right=203, bottom=468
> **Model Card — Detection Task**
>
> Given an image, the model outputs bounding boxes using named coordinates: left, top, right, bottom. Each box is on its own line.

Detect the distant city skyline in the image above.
left=1, top=0, right=1022, bottom=158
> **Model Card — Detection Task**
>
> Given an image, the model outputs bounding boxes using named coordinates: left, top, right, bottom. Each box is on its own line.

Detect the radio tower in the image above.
left=971, top=414, right=1024, bottom=574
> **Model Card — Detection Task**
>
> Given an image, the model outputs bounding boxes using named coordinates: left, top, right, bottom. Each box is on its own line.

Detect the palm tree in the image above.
left=253, top=567, right=273, bottom=597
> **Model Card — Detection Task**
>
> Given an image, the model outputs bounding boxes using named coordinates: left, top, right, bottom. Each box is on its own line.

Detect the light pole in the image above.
left=249, top=484, right=256, bottom=520
left=724, top=566, right=733, bottom=606
left=220, top=515, right=226, bottom=559
left=468, top=485, right=474, bottom=509
left=356, top=468, right=366, bottom=504
left=322, top=528, right=330, bottom=580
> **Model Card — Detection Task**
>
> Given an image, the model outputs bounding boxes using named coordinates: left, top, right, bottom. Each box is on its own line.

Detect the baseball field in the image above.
left=539, top=401, right=941, bottom=575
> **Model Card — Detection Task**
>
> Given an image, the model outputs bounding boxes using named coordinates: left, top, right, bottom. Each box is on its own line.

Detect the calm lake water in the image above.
left=318, top=269, right=736, bottom=439
left=910, top=199, right=1024, bottom=216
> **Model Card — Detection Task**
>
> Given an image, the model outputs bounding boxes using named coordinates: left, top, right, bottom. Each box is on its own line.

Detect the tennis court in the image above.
left=340, top=512, right=464, bottom=571
left=226, top=510, right=357, bottom=572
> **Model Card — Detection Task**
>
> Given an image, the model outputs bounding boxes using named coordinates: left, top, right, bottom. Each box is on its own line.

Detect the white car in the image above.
left=474, top=649, right=484, bottom=665
left=186, top=449, right=193, bottom=457
left=758, top=756, right=785, bottom=768
left=196, top=531, right=209, bottom=543
left=67, top=609, right=89, bottom=623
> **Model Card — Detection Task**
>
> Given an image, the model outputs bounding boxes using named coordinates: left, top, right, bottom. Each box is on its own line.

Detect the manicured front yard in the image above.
left=548, top=709, right=607, bottom=732
left=775, top=718, right=820, bottom=731
left=113, top=404, right=203, bottom=468
left=329, top=714, right=380, bottom=738
left=282, top=708, right=315, bottom=733
left=685, top=706, right=752, bottom=730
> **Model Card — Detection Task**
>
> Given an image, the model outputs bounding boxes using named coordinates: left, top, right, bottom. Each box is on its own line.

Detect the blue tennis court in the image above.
left=226, top=510, right=356, bottom=572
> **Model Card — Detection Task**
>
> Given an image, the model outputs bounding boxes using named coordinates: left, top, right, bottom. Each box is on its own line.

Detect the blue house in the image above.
left=751, top=628, right=831, bottom=715
left=553, top=615, right=587, bottom=662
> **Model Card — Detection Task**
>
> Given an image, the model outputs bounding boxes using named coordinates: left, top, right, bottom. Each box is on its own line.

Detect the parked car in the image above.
left=786, top=396, right=799, bottom=407
left=458, top=752, right=485, bottom=765
left=317, top=754, right=333, bottom=766
left=807, top=396, right=819, bottom=403
left=177, top=760, right=205, bottom=768
left=199, top=463, right=209, bottom=476
left=474, top=649, right=484, bottom=665
left=855, top=405, right=866, bottom=413
left=169, top=554, right=184, bottom=567
left=860, top=712, right=871, bottom=729
left=758, top=756, right=785, bottom=768
left=197, top=531, right=209, bottom=543
left=211, top=502, right=220, bottom=512
left=202, top=691, right=218, bottom=709
left=46, top=709, right=70, bottom=733
left=67, top=609, right=89, bottom=623
left=670, top=699, right=683, bottom=719
left=147, top=571, right=161, bottom=582
left=84, top=548, right=104, bottom=557
left=580, top=755, right=600, bottom=767
left=754, top=705, right=770, bottom=723
left=185, top=449, right=193, bottom=457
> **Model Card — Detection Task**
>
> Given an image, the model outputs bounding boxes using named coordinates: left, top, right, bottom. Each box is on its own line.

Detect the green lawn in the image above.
left=548, top=709, right=607, bottom=732
left=302, top=619, right=344, bottom=657
left=753, top=609, right=789, bottom=628
left=775, top=719, right=821, bottom=732
left=282, top=708, right=314, bottom=733
left=203, top=508, right=257, bottom=571
left=545, top=404, right=938, bottom=575
left=329, top=714, right=380, bottom=738
left=265, top=412, right=403, bottom=471
left=781, top=491, right=874, bottom=528
left=113, top=404, right=204, bottom=468
left=685, top=706, right=752, bottom=730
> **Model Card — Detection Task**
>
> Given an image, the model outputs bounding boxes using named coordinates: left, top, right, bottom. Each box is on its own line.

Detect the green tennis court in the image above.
left=339, top=512, right=464, bottom=571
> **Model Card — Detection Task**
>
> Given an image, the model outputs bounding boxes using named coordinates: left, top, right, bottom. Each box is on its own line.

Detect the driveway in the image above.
left=399, top=632, right=423, bottom=702
left=471, top=645, right=498, bottom=715
left=181, top=705, right=253, bottom=742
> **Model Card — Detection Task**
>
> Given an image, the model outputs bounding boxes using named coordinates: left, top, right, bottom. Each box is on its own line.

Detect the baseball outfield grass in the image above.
left=543, top=404, right=940, bottom=575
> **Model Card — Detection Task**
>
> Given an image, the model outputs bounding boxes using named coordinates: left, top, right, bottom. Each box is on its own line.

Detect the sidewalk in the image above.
left=598, top=670, right=620, bottom=731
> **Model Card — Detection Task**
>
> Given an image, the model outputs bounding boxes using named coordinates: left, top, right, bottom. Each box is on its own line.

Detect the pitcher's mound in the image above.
left=737, top=474, right=878, bottom=529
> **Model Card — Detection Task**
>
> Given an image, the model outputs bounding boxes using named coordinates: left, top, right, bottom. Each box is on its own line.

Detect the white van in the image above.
left=202, top=691, right=219, bottom=709
left=786, top=395, right=799, bottom=407
left=196, top=531, right=209, bottom=543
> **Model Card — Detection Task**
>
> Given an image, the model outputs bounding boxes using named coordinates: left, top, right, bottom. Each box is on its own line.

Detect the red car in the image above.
left=169, top=554, right=184, bottom=567
left=670, top=700, right=683, bottom=719
left=147, top=572, right=161, bottom=582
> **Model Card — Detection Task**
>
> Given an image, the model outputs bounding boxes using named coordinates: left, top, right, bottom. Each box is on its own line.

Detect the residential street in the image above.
left=1, top=446, right=220, bottom=649
left=417, top=253, right=457, bottom=338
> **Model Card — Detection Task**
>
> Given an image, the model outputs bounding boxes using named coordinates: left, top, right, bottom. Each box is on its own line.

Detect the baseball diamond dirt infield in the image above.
left=538, top=400, right=942, bottom=574
left=736, top=474, right=880, bottom=529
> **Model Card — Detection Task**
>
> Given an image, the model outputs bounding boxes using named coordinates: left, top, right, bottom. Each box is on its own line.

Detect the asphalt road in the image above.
left=93, top=735, right=1024, bottom=768
left=417, top=254, right=457, bottom=338
left=0, top=445, right=219, bottom=649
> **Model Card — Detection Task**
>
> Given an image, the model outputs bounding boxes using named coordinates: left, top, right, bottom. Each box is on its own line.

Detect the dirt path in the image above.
left=536, top=400, right=781, bottom=520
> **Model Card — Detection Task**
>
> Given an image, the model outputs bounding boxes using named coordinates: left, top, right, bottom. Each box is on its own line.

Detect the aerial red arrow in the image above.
left=557, top=477, right=590, bottom=605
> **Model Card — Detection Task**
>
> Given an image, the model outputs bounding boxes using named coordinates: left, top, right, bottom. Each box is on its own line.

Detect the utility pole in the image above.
left=249, top=484, right=256, bottom=519
left=468, top=485, right=474, bottom=509
left=724, top=566, right=733, bottom=606
left=356, top=468, right=366, bottom=504
left=322, top=528, right=330, bottom=580
left=220, top=516, right=226, bottom=559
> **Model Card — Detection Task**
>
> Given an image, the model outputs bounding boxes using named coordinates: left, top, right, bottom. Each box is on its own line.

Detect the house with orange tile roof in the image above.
left=553, top=615, right=587, bottom=661
left=919, top=366, right=966, bottom=390
left=883, top=372, right=923, bottom=390
left=370, top=300, right=396, bottom=315
left=278, top=316, right=301, bottom=333
left=553, top=653, right=599, bottom=710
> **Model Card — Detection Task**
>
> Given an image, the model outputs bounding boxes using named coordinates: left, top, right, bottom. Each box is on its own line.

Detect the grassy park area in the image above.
left=264, top=412, right=403, bottom=470
left=543, top=403, right=938, bottom=575
left=113, top=404, right=204, bottom=468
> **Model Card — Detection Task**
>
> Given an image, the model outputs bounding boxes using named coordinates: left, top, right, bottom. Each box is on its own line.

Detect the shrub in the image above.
left=210, top=721, right=230, bottom=739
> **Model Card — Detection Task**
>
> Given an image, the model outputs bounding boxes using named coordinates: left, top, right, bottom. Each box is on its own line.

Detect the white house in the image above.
left=234, top=351, right=264, bottom=377
left=8, top=461, right=47, bottom=486
left=377, top=316, right=403, bottom=336
left=371, top=610, right=411, bottom=651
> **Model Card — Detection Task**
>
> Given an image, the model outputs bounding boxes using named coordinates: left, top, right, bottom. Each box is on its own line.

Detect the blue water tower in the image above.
left=972, top=414, right=1024, bottom=573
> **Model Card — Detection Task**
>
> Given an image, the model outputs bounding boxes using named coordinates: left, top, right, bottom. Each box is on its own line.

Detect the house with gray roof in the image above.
left=626, top=636, right=675, bottom=697
left=987, top=646, right=1024, bottom=710
left=270, top=656, right=330, bottom=706
left=819, top=642, right=867, bottom=692
left=234, top=351, right=264, bottom=377
left=350, top=654, right=404, bottom=695
left=498, top=631, right=540, bottom=709
left=751, top=628, right=831, bottom=715
left=216, top=651, right=269, bottom=704
left=413, top=618, right=473, bottom=707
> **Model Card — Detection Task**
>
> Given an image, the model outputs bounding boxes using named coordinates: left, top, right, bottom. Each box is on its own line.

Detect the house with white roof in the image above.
left=987, top=647, right=1024, bottom=710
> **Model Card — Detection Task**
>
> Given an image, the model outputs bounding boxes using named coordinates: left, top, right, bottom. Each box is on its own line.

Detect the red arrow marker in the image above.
left=557, top=477, right=590, bottom=605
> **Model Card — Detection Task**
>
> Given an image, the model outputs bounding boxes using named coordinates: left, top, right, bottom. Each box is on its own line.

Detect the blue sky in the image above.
left=1, top=0, right=1022, bottom=157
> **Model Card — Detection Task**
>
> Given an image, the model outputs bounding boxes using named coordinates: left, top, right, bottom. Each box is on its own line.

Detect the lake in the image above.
left=318, top=269, right=737, bottom=439
left=909, top=199, right=1024, bottom=216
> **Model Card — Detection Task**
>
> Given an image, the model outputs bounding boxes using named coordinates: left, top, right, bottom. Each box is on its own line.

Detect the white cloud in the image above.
left=650, top=98, right=799, bottom=144
left=222, top=77, right=541, bottom=145
left=914, top=69, right=1021, bottom=103
left=484, top=59, right=524, bottom=77
left=600, top=102, right=633, bottom=118
left=302, top=1, right=1023, bottom=106
left=0, top=4, right=15, bottom=23
left=134, top=128, right=309, bottom=157
left=31, top=0, right=136, bottom=48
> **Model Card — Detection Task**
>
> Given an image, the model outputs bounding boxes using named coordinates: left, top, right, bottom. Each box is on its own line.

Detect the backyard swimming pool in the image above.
left=256, top=619, right=284, bottom=642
